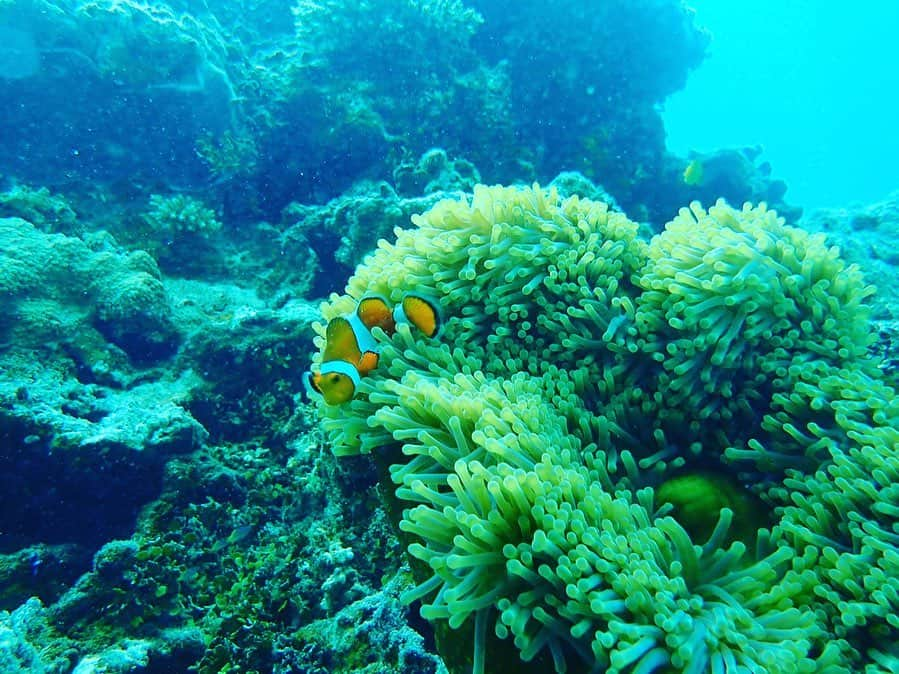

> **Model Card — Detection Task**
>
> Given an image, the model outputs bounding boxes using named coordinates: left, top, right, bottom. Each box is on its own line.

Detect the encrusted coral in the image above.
left=281, top=181, right=453, bottom=296
left=466, top=0, right=709, bottom=215
left=392, top=148, right=481, bottom=197
left=801, top=191, right=899, bottom=321
left=143, top=194, right=222, bottom=237
left=293, top=0, right=482, bottom=72
left=0, top=183, right=77, bottom=230
left=311, top=184, right=895, bottom=674
left=0, top=217, right=177, bottom=361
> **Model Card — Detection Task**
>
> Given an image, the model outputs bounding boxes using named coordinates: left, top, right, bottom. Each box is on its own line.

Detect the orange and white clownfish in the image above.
left=305, top=293, right=442, bottom=405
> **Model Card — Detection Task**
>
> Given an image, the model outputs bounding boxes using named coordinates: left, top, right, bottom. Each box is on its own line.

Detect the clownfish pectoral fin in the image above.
left=307, top=360, right=361, bottom=405
left=304, top=370, right=323, bottom=400
left=396, top=294, right=442, bottom=338
left=356, top=295, right=397, bottom=336
left=357, top=350, right=380, bottom=376
left=323, top=316, right=364, bottom=364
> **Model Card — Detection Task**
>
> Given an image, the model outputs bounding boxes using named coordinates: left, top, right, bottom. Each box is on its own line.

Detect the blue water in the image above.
left=665, top=0, right=899, bottom=209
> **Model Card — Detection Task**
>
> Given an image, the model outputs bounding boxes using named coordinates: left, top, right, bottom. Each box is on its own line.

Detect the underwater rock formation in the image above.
left=799, top=192, right=899, bottom=385
left=661, top=146, right=801, bottom=226
left=0, top=217, right=179, bottom=366
left=0, top=167, right=438, bottom=671
left=0, top=217, right=200, bottom=625
left=311, top=184, right=895, bottom=674
left=0, top=211, right=312, bottom=625
left=1, top=0, right=715, bottom=224
left=281, top=180, right=465, bottom=297
left=801, top=190, right=899, bottom=321
left=0, top=0, right=237, bottom=188
left=0, top=183, right=78, bottom=232
left=392, top=149, right=482, bottom=198
left=467, top=0, right=709, bottom=214
left=0, top=203, right=389, bottom=671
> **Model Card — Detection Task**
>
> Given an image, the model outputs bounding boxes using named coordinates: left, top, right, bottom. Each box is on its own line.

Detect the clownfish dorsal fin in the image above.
left=322, top=316, right=363, bottom=364
left=396, top=294, right=442, bottom=338
left=356, top=295, right=397, bottom=336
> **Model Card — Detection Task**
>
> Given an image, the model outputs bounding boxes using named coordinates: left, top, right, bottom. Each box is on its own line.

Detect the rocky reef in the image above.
left=0, top=175, right=477, bottom=671
left=0, top=0, right=796, bottom=225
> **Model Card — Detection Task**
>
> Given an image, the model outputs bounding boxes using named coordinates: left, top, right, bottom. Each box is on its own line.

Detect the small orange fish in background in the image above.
left=305, top=294, right=442, bottom=405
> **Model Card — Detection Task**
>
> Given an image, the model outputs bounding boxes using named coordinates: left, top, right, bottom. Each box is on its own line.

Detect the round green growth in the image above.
left=143, top=193, right=222, bottom=237
left=312, top=184, right=893, bottom=674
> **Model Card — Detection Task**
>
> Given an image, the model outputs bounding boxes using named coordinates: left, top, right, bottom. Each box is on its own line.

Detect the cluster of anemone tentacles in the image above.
left=310, top=184, right=897, bottom=674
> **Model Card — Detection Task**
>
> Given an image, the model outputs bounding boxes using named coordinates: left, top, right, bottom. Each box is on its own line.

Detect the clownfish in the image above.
left=305, top=294, right=442, bottom=405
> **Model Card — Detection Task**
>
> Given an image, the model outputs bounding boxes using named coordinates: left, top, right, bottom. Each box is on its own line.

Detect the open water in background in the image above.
left=665, top=0, right=899, bottom=209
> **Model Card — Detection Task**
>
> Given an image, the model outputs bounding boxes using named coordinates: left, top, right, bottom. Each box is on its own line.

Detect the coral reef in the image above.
left=312, top=184, right=894, bottom=673
left=0, top=218, right=178, bottom=363
left=801, top=191, right=899, bottom=321
left=284, top=0, right=509, bottom=195
left=392, top=149, right=482, bottom=198
left=0, top=416, right=435, bottom=673
left=142, top=194, right=222, bottom=237
left=0, top=194, right=433, bottom=671
left=0, top=0, right=236, bottom=188
left=466, top=0, right=710, bottom=215
left=172, top=281, right=318, bottom=442
left=0, top=183, right=78, bottom=231
left=281, top=181, right=460, bottom=296
left=0, top=2, right=860, bottom=672
left=136, top=194, right=224, bottom=274
left=798, top=192, right=899, bottom=387
left=0, top=544, right=90, bottom=612
left=0, top=157, right=889, bottom=673
left=2, top=170, right=893, bottom=672
left=0, top=217, right=204, bottom=597
left=0, top=0, right=730, bottom=225
left=666, top=146, right=801, bottom=225
left=548, top=171, right=620, bottom=210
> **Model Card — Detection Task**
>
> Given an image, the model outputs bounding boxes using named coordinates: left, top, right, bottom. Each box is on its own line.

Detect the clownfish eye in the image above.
left=329, top=374, right=341, bottom=383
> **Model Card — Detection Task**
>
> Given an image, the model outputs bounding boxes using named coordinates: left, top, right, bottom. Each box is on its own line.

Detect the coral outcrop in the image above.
left=467, top=0, right=709, bottom=213
left=0, top=183, right=78, bottom=231
left=801, top=191, right=899, bottom=321
left=142, top=194, right=222, bottom=237
left=0, top=211, right=367, bottom=672
left=1, top=0, right=719, bottom=223
left=0, top=0, right=237, bottom=188
left=0, top=217, right=178, bottom=364
left=281, top=181, right=461, bottom=296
